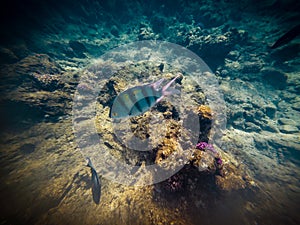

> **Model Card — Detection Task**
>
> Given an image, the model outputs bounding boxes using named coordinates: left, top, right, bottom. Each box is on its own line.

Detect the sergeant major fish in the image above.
left=110, top=74, right=181, bottom=119
left=86, top=157, right=101, bottom=204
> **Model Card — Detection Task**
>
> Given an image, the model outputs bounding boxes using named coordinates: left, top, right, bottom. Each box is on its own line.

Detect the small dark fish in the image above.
left=86, top=157, right=101, bottom=204
left=271, top=24, right=300, bottom=49
left=110, top=74, right=181, bottom=119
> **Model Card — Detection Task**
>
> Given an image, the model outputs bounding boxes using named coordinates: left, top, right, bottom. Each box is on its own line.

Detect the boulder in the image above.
left=279, top=125, right=299, bottom=134
left=261, top=68, right=287, bottom=90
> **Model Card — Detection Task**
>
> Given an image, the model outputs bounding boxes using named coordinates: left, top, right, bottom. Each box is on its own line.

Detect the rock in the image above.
left=224, top=60, right=242, bottom=71
left=277, top=100, right=289, bottom=111
left=21, top=91, right=71, bottom=116
left=214, top=157, right=254, bottom=191
left=0, top=47, right=18, bottom=64
left=241, top=60, right=263, bottom=73
left=227, top=50, right=240, bottom=60
left=138, top=26, right=156, bottom=40
left=291, top=102, right=300, bottom=111
left=15, top=54, right=62, bottom=75
left=278, top=118, right=297, bottom=126
left=261, top=68, right=287, bottom=90
left=280, top=91, right=296, bottom=102
left=291, top=96, right=300, bottom=104
left=231, top=108, right=244, bottom=119
left=29, top=72, right=63, bottom=91
left=215, top=174, right=246, bottom=190
left=19, top=143, right=36, bottom=154
left=68, top=41, right=87, bottom=58
left=181, top=26, right=245, bottom=70
left=97, top=79, right=117, bottom=107
left=243, top=110, right=256, bottom=123
left=110, top=25, right=119, bottom=36
left=265, top=104, right=276, bottom=118
left=201, top=31, right=236, bottom=60
left=232, top=118, right=245, bottom=130
left=219, top=69, right=230, bottom=77
left=261, top=121, right=279, bottom=133
left=279, top=125, right=299, bottom=134
left=254, top=110, right=264, bottom=118
left=254, top=135, right=269, bottom=150
left=0, top=53, right=63, bottom=94
left=158, top=63, right=164, bottom=72
left=245, top=122, right=261, bottom=132
left=10, top=43, right=30, bottom=59
left=161, top=172, right=186, bottom=193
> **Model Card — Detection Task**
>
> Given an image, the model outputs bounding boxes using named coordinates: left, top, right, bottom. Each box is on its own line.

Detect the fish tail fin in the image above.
left=156, top=73, right=181, bottom=103
left=156, top=87, right=180, bottom=103
left=162, top=87, right=180, bottom=96
left=162, top=73, right=181, bottom=95
left=151, top=78, right=165, bottom=91
left=162, top=73, right=181, bottom=93
left=86, top=157, right=93, bottom=168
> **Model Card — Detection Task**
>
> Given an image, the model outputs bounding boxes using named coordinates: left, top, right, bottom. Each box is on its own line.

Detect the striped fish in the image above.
left=86, top=157, right=101, bottom=204
left=110, top=74, right=181, bottom=119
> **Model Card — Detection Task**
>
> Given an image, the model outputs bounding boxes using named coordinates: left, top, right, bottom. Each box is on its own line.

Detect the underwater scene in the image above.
left=0, top=0, right=299, bottom=224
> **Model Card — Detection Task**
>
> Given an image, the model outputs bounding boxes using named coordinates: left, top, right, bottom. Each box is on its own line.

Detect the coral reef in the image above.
left=29, top=72, right=63, bottom=91
left=197, top=105, right=212, bottom=120
left=154, top=118, right=181, bottom=165
left=161, top=172, right=186, bottom=193
left=0, top=1, right=299, bottom=225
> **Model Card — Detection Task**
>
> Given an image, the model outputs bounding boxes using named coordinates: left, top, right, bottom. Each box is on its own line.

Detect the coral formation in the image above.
left=30, top=72, right=62, bottom=91
left=161, top=172, right=185, bottom=193
left=197, top=105, right=212, bottom=120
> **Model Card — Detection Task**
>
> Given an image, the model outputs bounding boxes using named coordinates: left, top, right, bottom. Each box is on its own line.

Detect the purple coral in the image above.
left=196, top=142, right=217, bottom=154
left=215, top=157, right=223, bottom=166
left=196, top=142, right=223, bottom=168
left=196, top=142, right=208, bottom=150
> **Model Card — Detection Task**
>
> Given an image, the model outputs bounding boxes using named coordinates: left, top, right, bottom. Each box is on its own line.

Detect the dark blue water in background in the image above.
left=0, top=0, right=299, bottom=225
